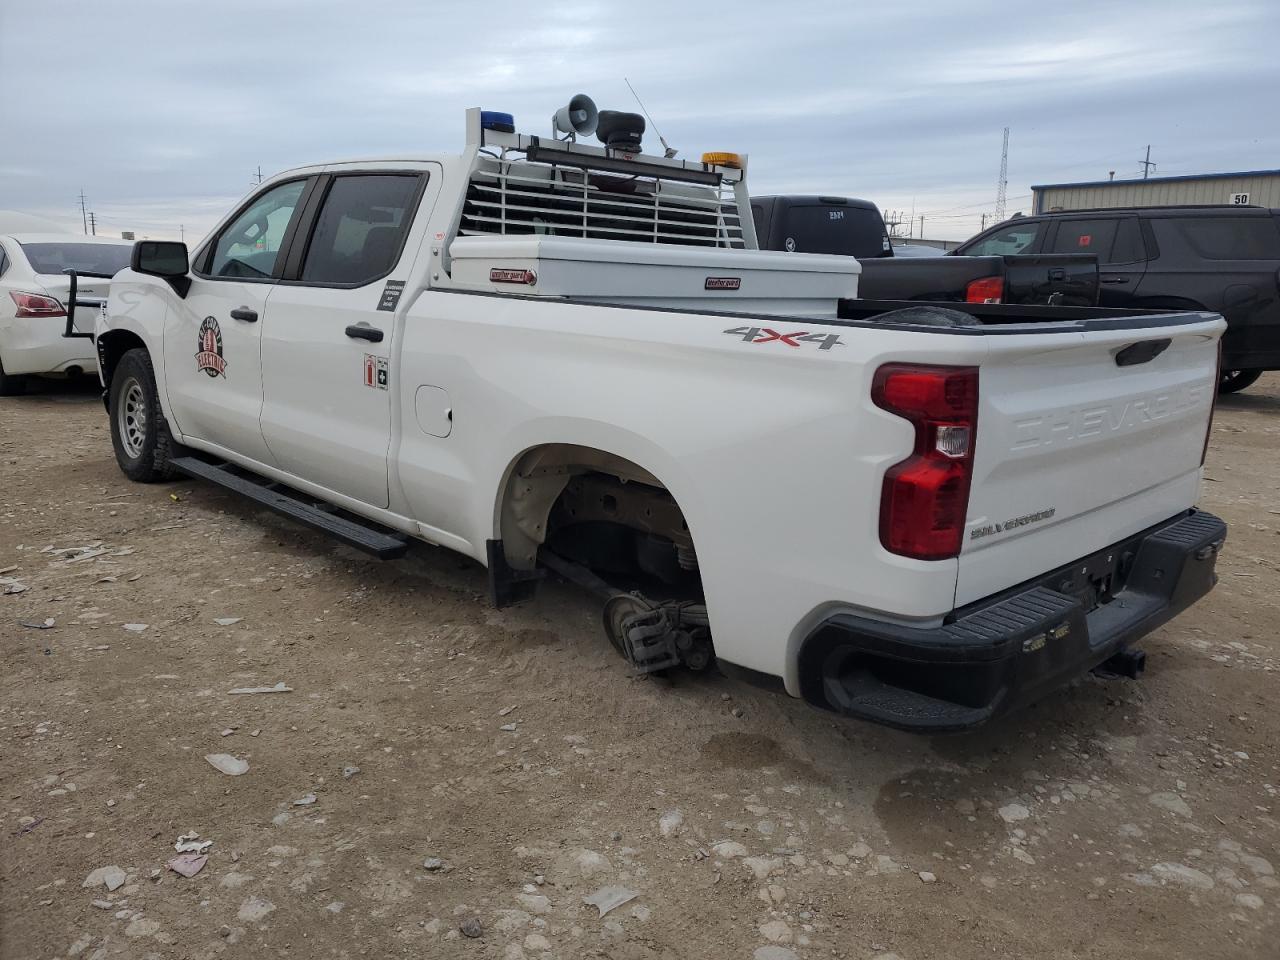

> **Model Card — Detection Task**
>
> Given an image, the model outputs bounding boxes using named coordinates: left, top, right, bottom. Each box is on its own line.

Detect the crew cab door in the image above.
left=1044, top=215, right=1146, bottom=307
left=259, top=168, right=436, bottom=509
left=164, top=178, right=314, bottom=464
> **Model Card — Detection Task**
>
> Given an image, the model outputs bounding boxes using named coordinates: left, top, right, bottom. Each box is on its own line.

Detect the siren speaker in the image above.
left=552, top=94, right=599, bottom=139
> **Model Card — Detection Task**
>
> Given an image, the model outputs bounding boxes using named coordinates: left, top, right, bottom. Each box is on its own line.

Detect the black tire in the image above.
left=108, top=348, right=182, bottom=482
left=0, top=354, right=27, bottom=396
left=1218, top=368, right=1263, bottom=395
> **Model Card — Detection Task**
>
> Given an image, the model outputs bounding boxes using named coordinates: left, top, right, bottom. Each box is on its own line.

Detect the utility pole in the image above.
left=180, top=224, right=185, bottom=242
left=78, top=190, right=89, bottom=234
left=252, top=165, right=264, bottom=186
left=995, top=127, right=1010, bottom=223
left=88, top=212, right=97, bottom=236
left=919, top=215, right=925, bottom=239
left=1139, top=145, right=1156, bottom=180
left=980, top=213, right=987, bottom=231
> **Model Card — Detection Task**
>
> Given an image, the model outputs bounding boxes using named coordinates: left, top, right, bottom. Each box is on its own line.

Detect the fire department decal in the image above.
left=196, top=317, right=227, bottom=377
left=363, top=353, right=389, bottom=390
left=723, top=326, right=844, bottom=350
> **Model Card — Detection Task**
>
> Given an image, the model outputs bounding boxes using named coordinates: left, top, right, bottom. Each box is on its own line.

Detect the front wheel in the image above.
left=1218, top=368, right=1263, bottom=395
left=108, top=348, right=182, bottom=482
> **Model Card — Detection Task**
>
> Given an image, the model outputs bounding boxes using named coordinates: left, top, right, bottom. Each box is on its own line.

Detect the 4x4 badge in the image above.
left=196, top=317, right=227, bottom=377
left=723, top=326, right=843, bottom=350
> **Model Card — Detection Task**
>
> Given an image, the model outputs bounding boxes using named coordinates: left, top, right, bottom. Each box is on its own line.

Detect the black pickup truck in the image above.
left=751, top=195, right=1100, bottom=307
left=955, top=205, right=1280, bottom=393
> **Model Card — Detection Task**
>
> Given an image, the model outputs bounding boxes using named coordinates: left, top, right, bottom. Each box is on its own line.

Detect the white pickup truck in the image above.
left=94, top=103, right=1227, bottom=731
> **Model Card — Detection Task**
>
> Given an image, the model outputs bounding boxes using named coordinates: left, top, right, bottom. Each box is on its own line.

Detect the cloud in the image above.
left=1, top=0, right=1276, bottom=241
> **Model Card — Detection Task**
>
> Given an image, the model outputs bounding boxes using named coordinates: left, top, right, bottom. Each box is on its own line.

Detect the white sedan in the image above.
left=0, top=233, right=133, bottom=395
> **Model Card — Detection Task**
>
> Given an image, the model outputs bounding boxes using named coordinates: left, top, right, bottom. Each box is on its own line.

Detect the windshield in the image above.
left=778, top=205, right=891, bottom=259
left=20, top=241, right=132, bottom=277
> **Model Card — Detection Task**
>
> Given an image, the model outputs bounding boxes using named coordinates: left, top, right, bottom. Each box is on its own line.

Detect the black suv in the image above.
left=955, top=205, right=1280, bottom=393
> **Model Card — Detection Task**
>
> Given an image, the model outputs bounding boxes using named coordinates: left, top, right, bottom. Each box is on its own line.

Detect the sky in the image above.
left=2, top=0, right=1277, bottom=243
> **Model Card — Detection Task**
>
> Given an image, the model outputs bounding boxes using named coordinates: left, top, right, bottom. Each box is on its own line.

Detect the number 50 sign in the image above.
left=1230, top=193, right=1251, bottom=205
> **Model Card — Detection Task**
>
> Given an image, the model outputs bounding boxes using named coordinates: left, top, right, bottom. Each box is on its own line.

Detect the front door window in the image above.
left=207, top=180, right=307, bottom=280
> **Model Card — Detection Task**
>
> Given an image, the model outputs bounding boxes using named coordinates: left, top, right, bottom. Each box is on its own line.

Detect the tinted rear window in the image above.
left=1049, top=219, right=1119, bottom=257
left=300, top=174, right=420, bottom=285
left=1172, top=217, right=1280, bottom=260
left=778, top=206, right=889, bottom=258
left=19, top=242, right=132, bottom=277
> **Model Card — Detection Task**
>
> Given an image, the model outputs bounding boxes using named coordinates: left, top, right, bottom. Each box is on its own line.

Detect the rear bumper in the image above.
left=797, top=509, right=1226, bottom=732
left=0, top=318, right=96, bottom=375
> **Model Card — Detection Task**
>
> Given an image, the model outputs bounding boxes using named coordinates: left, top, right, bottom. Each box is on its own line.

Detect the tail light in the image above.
left=965, top=276, right=1003, bottom=304
left=872, top=364, right=979, bottom=560
left=9, top=291, right=66, bottom=319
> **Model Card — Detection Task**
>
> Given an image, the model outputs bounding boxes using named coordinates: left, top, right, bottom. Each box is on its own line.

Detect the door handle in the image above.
left=345, top=323, right=384, bottom=343
left=1100, top=276, right=1130, bottom=284
left=230, top=307, right=258, bottom=322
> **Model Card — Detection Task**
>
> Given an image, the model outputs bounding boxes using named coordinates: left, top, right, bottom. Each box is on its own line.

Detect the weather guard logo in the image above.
left=196, top=317, right=227, bottom=377
left=705, top=276, right=741, bottom=290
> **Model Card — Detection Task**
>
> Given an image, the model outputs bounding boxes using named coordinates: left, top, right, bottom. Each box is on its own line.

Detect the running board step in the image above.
left=169, top=457, right=409, bottom=560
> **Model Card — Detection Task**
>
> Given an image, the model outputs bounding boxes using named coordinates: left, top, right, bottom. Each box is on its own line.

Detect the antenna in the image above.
left=995, top=127, right=1009, bottom=223
left=624, top=78, right=676, bottom=158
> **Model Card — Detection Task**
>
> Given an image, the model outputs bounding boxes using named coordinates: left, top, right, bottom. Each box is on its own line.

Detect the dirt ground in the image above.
left=1, top=375, right=1277, bottom=960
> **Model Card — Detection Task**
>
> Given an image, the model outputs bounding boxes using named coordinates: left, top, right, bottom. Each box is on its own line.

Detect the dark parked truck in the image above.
left=752, top=195, right=1100, bottom=306
left=956, top=204, right=1280, bottom=393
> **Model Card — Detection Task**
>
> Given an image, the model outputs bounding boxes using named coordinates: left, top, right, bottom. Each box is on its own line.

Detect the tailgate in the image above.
left=956, top=314, right=1223, bottom=606
left=1001, top=254, right=1098, bottom=306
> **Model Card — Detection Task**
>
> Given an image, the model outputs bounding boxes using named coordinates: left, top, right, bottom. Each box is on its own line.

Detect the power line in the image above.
left=921, top=192, right=1031, bottom=218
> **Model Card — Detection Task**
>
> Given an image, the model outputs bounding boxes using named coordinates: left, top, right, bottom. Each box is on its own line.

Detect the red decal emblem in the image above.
left=195, top=317, right=227, bottom=377
left=1078, top=234, right=1092, bottom=247
left=363, top=353, right=389, bottom=390
left=723, top=327, right=844, bottom=351
left=705, top=277, right=741, bottom=290
left=490, top=268, right=537, bottom=285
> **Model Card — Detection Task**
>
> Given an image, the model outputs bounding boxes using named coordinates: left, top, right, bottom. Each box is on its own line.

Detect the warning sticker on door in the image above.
left=363, top=354, right=389, bottom=390
left=377, top=280, right=406, bottom=312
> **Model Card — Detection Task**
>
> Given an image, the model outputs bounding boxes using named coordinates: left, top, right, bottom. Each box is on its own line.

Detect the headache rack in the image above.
left=452, top=108, right=754, bottom=252
left=460, top=155, right=746, bottom=249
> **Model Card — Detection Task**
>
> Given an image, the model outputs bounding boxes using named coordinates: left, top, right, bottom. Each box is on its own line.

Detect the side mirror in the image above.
left=132, top=240, right=191, bottom=297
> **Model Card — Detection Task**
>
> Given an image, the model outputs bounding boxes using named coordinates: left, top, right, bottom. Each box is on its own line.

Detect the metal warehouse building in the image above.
left=1031, top=169, right=1280, bottom=214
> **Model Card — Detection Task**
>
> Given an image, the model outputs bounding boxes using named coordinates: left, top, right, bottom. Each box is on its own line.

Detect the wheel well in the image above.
left=497, top=445, right=696, bottom=581
left=97, top=330, right=148, bottom=389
